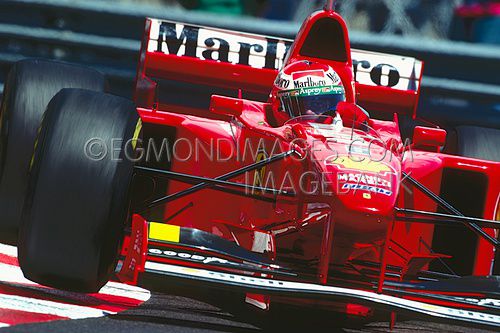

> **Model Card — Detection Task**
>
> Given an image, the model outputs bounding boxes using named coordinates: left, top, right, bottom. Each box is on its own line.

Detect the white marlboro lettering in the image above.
left=149, top=20, right=290, bottom=70
left=338, top=172, right=392, bottom=188
left=293, top=77, right=327, bottom=88
left=352, top=50, right=422, bottom=91
left=147, top=19, right=422, bottom=91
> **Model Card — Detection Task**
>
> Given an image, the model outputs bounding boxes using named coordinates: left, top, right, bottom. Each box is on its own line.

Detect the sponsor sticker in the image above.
left=326, top=155, right=392, bottom=174
left=148, top=248, right=234, bottom=266
left=149, top=20, right=289, bottom=70
left=148, top=222, right=180, bottom=243
left=147, top=19, right=422, bottom=91
left=349, top=144, right=370, bottom=156
left=341, top=183, right=392, bottom=196
left=336, top=169, right=394, bottom=197
left=338, top=172, right=392, bottom=188
left=131, top=118, right=142, bottom=150
left=253, top=149, right=268, bottom=192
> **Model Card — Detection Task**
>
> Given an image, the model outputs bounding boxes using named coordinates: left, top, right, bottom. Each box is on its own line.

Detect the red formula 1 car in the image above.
left=0, top=1, right=499, bottom=330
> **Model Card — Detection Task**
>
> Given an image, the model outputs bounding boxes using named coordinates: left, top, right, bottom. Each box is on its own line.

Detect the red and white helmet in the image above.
left=271, top=61, right=346, bottom=120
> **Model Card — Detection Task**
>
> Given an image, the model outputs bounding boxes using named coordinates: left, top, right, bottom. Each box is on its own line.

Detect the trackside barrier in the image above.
left=0, top=0, right=499, bottom=129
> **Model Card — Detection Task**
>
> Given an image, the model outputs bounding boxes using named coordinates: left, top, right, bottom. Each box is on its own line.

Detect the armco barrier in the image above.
left=0, top=0, right=499, bottom=129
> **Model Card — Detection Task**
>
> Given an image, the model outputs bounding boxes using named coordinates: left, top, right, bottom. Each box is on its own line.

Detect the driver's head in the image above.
left=272, top=61, right=346, bottom=119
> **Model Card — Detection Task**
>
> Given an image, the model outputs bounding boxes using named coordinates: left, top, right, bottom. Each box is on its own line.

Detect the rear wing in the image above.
left=135, top=18, right=423, bottom=118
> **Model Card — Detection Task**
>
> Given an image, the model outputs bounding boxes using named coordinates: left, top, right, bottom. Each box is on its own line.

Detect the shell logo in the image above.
left=325, top=155, right=392, bottom=174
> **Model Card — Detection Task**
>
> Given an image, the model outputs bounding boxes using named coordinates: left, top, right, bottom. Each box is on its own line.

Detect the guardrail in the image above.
left=1, top=0, right=500, bottom=129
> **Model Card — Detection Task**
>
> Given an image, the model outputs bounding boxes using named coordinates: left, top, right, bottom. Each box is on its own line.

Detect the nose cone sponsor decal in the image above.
left=338, top=172, right=393, bottom=196
left=325, top=155, right=392, bottom=174
left=325, top=155, right=397, bottom=199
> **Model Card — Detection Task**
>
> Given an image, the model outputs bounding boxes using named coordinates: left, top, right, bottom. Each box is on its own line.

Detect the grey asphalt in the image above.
left=1, top=290, right=497, bottom=333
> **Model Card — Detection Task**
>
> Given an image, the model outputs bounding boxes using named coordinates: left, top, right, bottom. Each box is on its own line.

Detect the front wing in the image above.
left=144, top=261, right=500, bottom=329
left=117, top=214, right=500, bottom=329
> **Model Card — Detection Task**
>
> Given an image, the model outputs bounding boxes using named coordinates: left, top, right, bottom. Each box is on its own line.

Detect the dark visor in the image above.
left=280, top=93, right=345, bottom=118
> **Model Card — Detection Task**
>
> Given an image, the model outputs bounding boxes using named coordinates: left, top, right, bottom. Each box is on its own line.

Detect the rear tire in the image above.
left=446, top=125, right=500, bottom=275
left=0, top=59, right=106, bottom=244
left=18, top=88, right=140, bottom=292
left=451, top=126, right=500, bottom=162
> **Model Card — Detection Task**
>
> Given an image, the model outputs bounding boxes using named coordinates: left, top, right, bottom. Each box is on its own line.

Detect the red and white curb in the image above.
left=0, top=243, right=151, bottom=329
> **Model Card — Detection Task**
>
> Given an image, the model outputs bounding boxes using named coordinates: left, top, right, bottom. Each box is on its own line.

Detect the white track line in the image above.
left=0, top=243, right=151, bottom=328
left=0, top=294, right=113, bottom=319
left=0, top=263, right=151, bottom=302
left=0, top=263, right=36, bottom=285
left=0, top=243, right=17, bottom=257
left=0, top=246, right=151, bottom=302
left=102, top=282, right=151, bottom=302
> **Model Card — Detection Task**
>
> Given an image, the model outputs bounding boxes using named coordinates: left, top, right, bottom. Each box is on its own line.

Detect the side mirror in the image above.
left=209, top=95, right=243, bottom=117
left=413, top=126, right=447, bottom=148
left=336, top=102, right=369, bottom=126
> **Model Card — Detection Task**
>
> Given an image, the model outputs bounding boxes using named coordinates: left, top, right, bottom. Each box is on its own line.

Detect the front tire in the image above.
left=18, top=88, right=140, bottom=292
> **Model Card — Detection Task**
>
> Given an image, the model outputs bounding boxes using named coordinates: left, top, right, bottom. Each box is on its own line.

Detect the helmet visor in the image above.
left=278, top=86, right=345, bottom=118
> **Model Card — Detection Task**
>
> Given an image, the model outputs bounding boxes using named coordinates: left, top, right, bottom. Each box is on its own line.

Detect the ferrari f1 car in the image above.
left=0, top=0, right=499, bottom=329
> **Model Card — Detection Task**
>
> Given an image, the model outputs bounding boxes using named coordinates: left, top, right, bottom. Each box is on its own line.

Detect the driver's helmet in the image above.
left=272, top=61, right=346, bottom=119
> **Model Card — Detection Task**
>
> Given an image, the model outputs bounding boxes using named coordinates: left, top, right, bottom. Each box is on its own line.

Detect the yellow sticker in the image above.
left=495, top=195, right=500, bottom=221
left=148, top=222, right=180, bottom=243
left=29, top=123, right=44, bottom=172
left=421, top=303, right=439, bottom=312
left=326, top=156, right=391, bottom=173
left=253, top=150, right=267, bottom=192
left=131, top=118, right=142, bottom=150
left=495, top=197, right=500, bottom=239
left=363, top=193, right=372, bottom=199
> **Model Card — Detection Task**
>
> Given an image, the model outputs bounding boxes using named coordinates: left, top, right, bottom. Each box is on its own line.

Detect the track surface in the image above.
left=0, top=243, right=152, bottom=329
left=1, top=243, right=497, bottom=333
left=1, top=291, right=498, bottom=333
